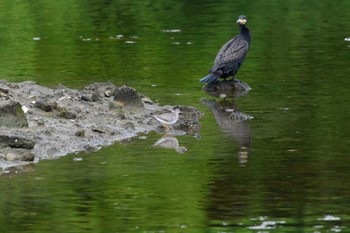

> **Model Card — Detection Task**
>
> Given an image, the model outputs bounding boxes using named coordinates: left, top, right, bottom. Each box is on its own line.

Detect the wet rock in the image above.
left=0, top=133, right=35, bottom=149
left=123, top=121, right=135, bottom=130
left=59, top=111, right=76, bottom=119
left=141, top=96, right=154, bottom=105
left=0, top=87, right=9, bottom=94
left=5, top=153, right=16, bottom=161
left=81, top=95, right=91, bottom=102
left=114, top=86, right=143, bottom=110
left=203, top=79, right=251, bottom=99
left=0, top=87, right=9, bottom=98
left=91, top=128, right=106, bottom=133
left=0, top=80, right=202, bottom=173
left=52, top=102, right=66, bottom=112
left=34, top=100, right=54, bottom=112
left=75, top=130, right=85, bottom=137
left=1, top=149, right=35, bottom=162
left=85, top=82, right=117, bottom=96
left=0, top=100, right=28, bottom=128
left=104, top=90, right=114, bottom=97
left=7, top=82, right=20, bottom=89
left=81, top=93, right=101, bottom=102
left=91, top=92, right=100, bottom=102
left=21, top=152, right=35, bottom=161
left=172, top=105, right=202, bottom=134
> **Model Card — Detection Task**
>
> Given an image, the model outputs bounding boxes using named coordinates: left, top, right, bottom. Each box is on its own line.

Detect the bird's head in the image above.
left=237, top=15, right=248, bottom=25
left=174, top=109, right=181, bottom=114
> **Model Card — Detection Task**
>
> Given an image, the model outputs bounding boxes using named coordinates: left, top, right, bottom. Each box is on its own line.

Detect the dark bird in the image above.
left=200, top=15, right=251, bottom=84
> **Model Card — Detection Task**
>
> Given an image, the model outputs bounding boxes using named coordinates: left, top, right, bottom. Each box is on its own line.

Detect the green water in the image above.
left=1, top=0, right=350, bottom=232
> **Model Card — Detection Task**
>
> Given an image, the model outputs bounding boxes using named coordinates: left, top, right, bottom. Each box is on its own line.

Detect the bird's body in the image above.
left=152, top=109, right=181, bottom=131
left=200, top=15, right=251, bottom=84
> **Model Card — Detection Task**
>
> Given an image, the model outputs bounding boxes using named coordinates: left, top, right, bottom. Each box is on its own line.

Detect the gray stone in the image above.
left=0, top=134, right=35, bottom=149
left=202, top=79, right=251, bottom=98
left=59, top=111, right=76, bottom=119
left=75, top=130, right=85, bottom=137
left=0, top=100, right=28, bottom=128
left=114, top=86, right=144, bottom=110
left=34, top=100, right=54, bottom=112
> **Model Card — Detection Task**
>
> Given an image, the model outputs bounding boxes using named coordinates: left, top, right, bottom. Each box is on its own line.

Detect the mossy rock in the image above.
left=0, top=100, right=28, bottom=128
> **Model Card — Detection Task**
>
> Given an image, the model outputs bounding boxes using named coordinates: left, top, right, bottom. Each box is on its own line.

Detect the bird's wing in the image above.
left=213, top=36, right=249, bottom=69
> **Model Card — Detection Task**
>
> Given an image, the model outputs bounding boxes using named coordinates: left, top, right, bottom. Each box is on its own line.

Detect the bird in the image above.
left=152, top=109, right=181, bottom=131
left=200, top=15, right=251, bottom=84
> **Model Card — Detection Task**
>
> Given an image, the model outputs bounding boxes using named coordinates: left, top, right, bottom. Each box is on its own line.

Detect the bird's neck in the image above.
left=239, top=25, right=250, bottom=40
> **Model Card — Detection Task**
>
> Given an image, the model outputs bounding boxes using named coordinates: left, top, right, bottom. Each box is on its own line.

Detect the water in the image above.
left=1, top=0, right=350, bottom=232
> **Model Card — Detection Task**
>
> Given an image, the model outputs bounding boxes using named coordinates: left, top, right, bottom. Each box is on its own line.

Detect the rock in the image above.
left=21, top=152, right=35, bottom=161
left=52, top=102, right=65, bottom=112
left=0, top=100, right=28, bottom=128
left=34, top=100, right=54, bottom=112
left=80, top=93, right=101, bottom=102
left=81, top=95, right=91, bottom=102
left=59, top=111, right=76, bottom=119
left=0, top=87, right=9, bottom=98
left=0, top=134, right=35, bottom=149
left=114, top=86, right=144, bottom=110
left=202, top=79, right=251, bottom=98
left=5, top=153, right=16, bottom=161
left=172, top=105, right=202, bottom=134
left=92, top=128, right=106, bottom=133
left=104, top=90, right=114, bottom=97
left=0, top=87, right=9, bottom=94
left=91, top=92, right=100, bottom=102
left=85, top=82, right=117, bottom=96
left=2, top=149, right=35, bottom=162
left=123, top=121, right=135, bottom=130
left=75, top=130, right=85, bottom=137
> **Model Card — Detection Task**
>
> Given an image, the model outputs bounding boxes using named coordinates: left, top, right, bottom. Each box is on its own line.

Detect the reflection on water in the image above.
left=153, top=135, right=187, bottom=153
left=202, top=79, right=253, bottom=164
left=202, top=98, right=252, bottom=164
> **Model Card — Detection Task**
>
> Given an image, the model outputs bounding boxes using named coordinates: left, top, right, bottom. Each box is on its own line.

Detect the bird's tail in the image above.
left=199, top=73, right=220, bottom=84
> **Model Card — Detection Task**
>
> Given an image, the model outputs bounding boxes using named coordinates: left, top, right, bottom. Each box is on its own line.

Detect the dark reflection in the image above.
left=153, top=135, right=187, bottom=153
left=201, top=80, right=253, bottom=226
left=202, top=98, right=252, bottom=164
left=202, top=79, right=253, bottom=164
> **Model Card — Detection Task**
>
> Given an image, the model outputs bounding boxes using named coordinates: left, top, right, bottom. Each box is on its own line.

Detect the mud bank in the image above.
left=0, top=80, right=202, bottom=171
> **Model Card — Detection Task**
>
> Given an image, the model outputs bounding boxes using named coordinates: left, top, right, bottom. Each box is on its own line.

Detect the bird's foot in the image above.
left=162, top=123, right=170, bottom=131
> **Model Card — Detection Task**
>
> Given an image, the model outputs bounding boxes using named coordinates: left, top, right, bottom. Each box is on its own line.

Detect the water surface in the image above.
left=1, top=0, right=350, bottom=232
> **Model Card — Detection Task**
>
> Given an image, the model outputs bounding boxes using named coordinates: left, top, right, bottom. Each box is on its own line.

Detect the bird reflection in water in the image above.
left=202, top=80, right=253, bottom=164
left=153, top=135, right=187, bottom=154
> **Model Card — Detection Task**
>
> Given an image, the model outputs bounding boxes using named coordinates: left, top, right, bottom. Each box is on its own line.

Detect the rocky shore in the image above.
left=0, top=80, right=202, bottom=172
